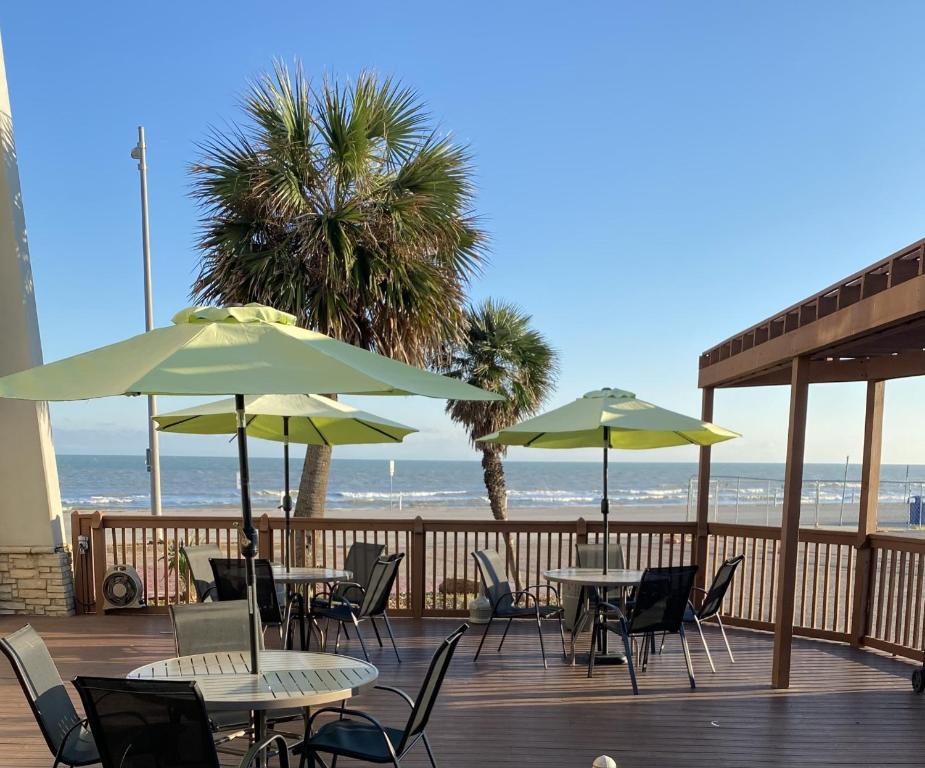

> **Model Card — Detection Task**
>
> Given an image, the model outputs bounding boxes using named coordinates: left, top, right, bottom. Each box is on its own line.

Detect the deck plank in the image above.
left=0, top=614, right=923, bottom=766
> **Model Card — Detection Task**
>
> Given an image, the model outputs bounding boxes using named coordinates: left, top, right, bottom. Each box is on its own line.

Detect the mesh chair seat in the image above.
left=496, top=603, right=562, bottom=619
left=313, top=601, right=356, bottom=622
left=305, top=720, right=407, bottom=762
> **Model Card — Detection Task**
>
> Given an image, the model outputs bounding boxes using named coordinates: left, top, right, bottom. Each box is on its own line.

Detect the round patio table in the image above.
left=544, top=567, right=644, bottom=665
left=270, top=566, right=352, bottom=649
left=128, top=649, right=378, bottom=712
left=270, top=565, right=351, bottom=585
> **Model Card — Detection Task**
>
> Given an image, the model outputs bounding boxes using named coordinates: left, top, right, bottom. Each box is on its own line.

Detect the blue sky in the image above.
left=3, top=2, right=925, bottom=465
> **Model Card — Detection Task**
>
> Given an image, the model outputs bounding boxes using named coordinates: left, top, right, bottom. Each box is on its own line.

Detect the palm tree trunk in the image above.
left=294, top=444, right=331, bottom=565
left=481, top=447, right=522, bottom=592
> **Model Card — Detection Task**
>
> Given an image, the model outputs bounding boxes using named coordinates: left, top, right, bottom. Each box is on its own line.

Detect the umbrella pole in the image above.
left=235, top=394, right=260, bottom=675
left=602, top=426, right=610, bottom=575
left=283, top=416, right=292, bottom=572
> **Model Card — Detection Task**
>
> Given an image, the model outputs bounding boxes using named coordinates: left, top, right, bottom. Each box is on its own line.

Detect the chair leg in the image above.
left=352, top=616, right=370, bottom=662
left=641, top=632, right=650, bottom=672
left=621, top=622, right=638, bottom=695
left=370, top=616, right=384, bottom=647
left=474, top=614, right=495, bottom=662
left=694, top=616, right=716, bottom=673
left=716, top=614, right=735, bottom=662
left=383, top=613, right=402, bottom=663
left=535, top=611, right=548, bottom=670
left=557, top=610, right=567, bottom=659
left=497, top=618, right=513, bottom=652
left=587, top=611, right=599, bottom=678
left=333, top=622, right=342, bottom=654
left=422, top=733, right=438, bottom=768
left=679, top=625, right=696, bottom=689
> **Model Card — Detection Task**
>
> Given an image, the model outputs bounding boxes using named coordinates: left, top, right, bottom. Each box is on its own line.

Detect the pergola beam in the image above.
left=694, top=387, right=714, bottom=593
left=771, top=357, right=810, bottom=689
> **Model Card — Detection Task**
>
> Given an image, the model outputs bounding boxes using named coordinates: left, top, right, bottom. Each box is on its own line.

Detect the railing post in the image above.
left=90, top=511, right=106, bottom=617
left=772, top=356, right=810, bottom=689
left=694, top=387, right=714, bottom=593
left=850, top=379, right=884, bottom=647
left=70, top=510, right=85, bottom=615
left=411, top=516, right=425, bottom=618
left=576, top=517, right=588, bottom=547
left=258, top=513, right=272, bottom=560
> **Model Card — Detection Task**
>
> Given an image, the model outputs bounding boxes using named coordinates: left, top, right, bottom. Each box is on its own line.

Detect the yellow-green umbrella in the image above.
left=155, top=394, right=416, bottom=568
left=480, top=387, right=739, bottom=572
left=0, top=304, right=499, bottom=673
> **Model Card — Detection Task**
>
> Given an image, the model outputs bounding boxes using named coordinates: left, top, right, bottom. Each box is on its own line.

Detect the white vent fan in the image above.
left=101, top=565, right=145, bottom=611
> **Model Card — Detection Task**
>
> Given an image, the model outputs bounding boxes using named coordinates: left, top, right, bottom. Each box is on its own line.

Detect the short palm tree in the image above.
left=443, top=300, right=558, bottom=520
left=190, top=64, right=485, bottom=520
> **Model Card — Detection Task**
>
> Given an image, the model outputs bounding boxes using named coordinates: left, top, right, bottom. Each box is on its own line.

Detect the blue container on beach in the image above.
left=909, top=496, right=922, bottom=526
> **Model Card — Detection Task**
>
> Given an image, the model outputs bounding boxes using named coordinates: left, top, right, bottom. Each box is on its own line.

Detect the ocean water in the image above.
left=55, top=455, right=925, bottom=513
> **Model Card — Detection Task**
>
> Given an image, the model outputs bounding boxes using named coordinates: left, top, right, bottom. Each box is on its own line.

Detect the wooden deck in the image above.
left=2, top=614, right=924, bottom=767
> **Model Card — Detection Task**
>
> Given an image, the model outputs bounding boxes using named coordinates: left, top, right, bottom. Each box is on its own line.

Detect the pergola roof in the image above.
left=699, top=237, right=925, bottom=388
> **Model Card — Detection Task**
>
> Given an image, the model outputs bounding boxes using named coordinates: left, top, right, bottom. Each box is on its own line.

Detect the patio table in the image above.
left=271, top=565, right=352, bottom=649
left=543, top=567, right=643, bottom=664
left=129, top=649, right=378, bottom=762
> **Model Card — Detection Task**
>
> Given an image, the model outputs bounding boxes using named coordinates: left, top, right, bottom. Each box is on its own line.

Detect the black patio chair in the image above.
left=313, top=553, right=404, bottom=662
left=169, top=600, right=300, bottom=738
left=210, top=557, right=303, bottom=648
left=0, top=625, right=99, bottom=768
left=681, top=555, right=745, bottom=672
left=312, top=541, right=386, bottom=610
left=471, top=549, right=567, bottom=669
left=296, top=624, right=468, bottom=768
left=592, top=564, right=698, bottom=694
left=181, top=544, right=223, bottom=602
left=73, top=675, right=289, bottom=768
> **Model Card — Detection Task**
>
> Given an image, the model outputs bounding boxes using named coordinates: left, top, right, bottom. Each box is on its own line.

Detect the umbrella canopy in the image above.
left=154, top=393, right=416, bottom=445
left=478, top=387, right=739, bottom=448
left=0, top=305, right=501, bottom=401
left=0, top=304, right=499, bottom=674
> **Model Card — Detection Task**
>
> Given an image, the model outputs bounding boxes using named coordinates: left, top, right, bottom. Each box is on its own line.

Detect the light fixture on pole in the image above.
left=130, top=126, right=162, bottom=517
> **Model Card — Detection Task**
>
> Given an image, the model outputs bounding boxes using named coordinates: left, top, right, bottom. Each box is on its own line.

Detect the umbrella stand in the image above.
left=234, top=394, right=261, bottom=675
left=282, top=416, right=292, bottom=572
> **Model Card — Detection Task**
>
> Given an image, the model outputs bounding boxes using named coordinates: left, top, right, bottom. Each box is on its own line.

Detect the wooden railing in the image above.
left=70, top=511, right=925, bottom=663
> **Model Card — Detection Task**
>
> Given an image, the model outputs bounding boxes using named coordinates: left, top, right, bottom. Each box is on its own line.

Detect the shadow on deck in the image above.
left=1, top=614, right=923, bottom=767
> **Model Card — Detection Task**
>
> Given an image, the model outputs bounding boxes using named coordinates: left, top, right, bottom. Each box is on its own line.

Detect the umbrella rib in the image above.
left=157, top=415, right=200, bottom=430
left=524, top=432, right=547, bottom=448
left=354, top=419, right=401, bottom=443
left=227, top=415, right=258, bottom=444
left=308, top=418, right=330, bottom=447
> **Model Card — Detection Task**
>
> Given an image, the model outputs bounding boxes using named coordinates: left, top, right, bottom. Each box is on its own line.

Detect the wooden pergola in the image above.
left=696, top=236, right=925, bottom=688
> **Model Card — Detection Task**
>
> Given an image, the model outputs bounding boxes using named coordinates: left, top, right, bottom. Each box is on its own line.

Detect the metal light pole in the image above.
left=131, top=126, right=162, bottom=516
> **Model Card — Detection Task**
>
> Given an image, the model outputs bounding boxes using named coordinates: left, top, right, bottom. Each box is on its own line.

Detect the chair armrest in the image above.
left=240, top=732, right=290, bottom=768
left=692, top=586, right=708, bottom=595
left=523, top=583, right=562, bottom=604
left=331, top=582, right=366, bottom=605
left=597, top=600, right=627, bottom=621
left=374, top=684, right=415, bottom=709
left=53, top=718, right=89, bottom=767
left=201, top=585, right=218, bottom=601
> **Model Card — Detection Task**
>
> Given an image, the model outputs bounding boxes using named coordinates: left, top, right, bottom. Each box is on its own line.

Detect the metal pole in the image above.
left=602, top=426, right=610, bottom=575
left=131, top=126, right=162, bottom=517
left=235, top=394, right=260, bottom=675
left=282, top=416, right=292, bottom=572
left=839, top=455, right=849, bottom=527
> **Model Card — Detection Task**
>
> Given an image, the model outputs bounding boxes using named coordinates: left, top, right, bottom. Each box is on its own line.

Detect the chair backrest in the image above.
left=345, top=542, right=387, bottom=589
left=699, top=555, right=745, bottom=620
left=576, top=543, right=625, bottom=570
left=170, top=600, right=263, bottom=656
left=180, top=544, right=222, bottom=603
left=399, top=623, right=468, bottom=750
left=628, top=565, right=698, bottom=635
left=209, top=557, right=282, bottom=625
left=471, top=549, right=514, bottom=612
left=358, top=553, right=404, bottom=617
left=0, top=625, right=90, bottom=762
left=74, top=676, right=220, bottom=768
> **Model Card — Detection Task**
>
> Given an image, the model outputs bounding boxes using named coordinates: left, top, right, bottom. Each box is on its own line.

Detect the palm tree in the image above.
left=443, top=300, right=558, bottom=520
left=190, top=63, right=485, bottom=521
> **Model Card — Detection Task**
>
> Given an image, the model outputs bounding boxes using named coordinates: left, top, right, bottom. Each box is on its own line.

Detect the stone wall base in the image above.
left=0, top=545, right=75, bottom=616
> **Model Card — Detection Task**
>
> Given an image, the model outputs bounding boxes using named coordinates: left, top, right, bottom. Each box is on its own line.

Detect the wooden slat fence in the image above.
left=70, top=511, right=925, bottom=662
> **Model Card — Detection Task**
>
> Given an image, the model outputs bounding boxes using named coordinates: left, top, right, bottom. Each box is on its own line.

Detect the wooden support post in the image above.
left=771, top=357, right=810, bottom=688
left=90, top=511, right=106, bottom=617
left=694, top=387, right=715, bottom=593
left=850, top=379, right=885, bottom=647
left=411, top=516, right=425, bottom=618
left=258, top=513, right=272, bottom=560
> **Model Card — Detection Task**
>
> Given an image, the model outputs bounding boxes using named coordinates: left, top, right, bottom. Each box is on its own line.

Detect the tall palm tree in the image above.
left=190, top=63, right=485, bottom=520
left=443, top=300, right=558, bottom=520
